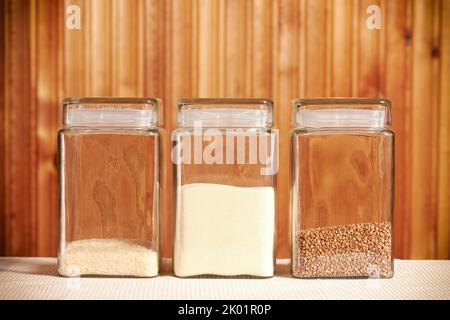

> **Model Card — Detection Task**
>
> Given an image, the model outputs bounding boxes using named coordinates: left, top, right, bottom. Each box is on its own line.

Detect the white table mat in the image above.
left=0, top=258, right=449, bottom=300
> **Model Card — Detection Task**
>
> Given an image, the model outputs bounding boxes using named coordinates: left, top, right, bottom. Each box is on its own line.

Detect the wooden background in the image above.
left=1, top=0, right=449, bottom=260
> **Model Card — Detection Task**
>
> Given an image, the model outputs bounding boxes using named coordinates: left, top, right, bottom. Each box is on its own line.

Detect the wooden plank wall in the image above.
left=1, top=0, right=449, bottom=260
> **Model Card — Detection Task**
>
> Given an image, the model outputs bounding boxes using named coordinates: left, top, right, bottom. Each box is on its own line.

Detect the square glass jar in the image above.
left=291, top=98, right=394, bottom=278
left=173, top=98, right=278, bottom=277
left=58, top=97, right=161, bottom=277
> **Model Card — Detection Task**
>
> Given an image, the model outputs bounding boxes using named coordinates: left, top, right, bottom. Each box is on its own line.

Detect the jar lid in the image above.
left=63, top=97, right=162, bottom=128
left=292, top=98, right=391, bottom=129
left=177, top=98, right=273, bottom=127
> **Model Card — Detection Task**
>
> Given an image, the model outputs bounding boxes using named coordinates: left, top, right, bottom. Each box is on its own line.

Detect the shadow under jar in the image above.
left=291, top=98, right=394, bottom=279
left=173, top=99, right=278, bottom=277
left=58, top=97, right=161, bottom=277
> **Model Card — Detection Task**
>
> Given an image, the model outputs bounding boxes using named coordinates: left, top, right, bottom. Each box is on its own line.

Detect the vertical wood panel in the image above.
left=222, top=0, right=247, bottom=96
left=351, top=0, right=359, bottom=96
left=357, top=0, right=382, bottom=97
left=35, top=0, right=62, bottom=256
left=430, top=0, right=442, bottom=259
left=273, top=0, right=299, bottom=259
left=250, top=0, right=273, bottom=97
left=330, top=0, right=352, bottom=96
left=159, top=0, right=174, bottom=262
left=64, top=0, right=85, bottom=96
left=4, top=0, right=37, bottom=255
left=159, top=0, right=196, bottom=262
left=82, top=0, right=92, bottom=95
left=379, top=0, right=386, bottom=96
left=144, top=0, right=165, bottom=97
left=384, top=0, right=413, bottom=259
left=170, top=0, right=195, bottom=102
left=90, top=0, right=112, bottom=96
left=0, top=0, right=6, bottom=256
left=197, top=0, right=221, bottom=97
left=439, top=0, right=450, bottom=259
left=410, top=0, right=440, bottom=259
left=112, top=0, right=144, bottom=96
left=298, top=0, right=306, bottom=97
left=303, top=0, right=327, bottom=97
left=143, top=0, right=168, bottom=261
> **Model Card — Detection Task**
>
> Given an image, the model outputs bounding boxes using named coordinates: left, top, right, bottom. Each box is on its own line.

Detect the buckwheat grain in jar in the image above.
left=58, top=98, right=161, bottom=277
left=173, top=99, right=277, bottom=277
left=291, top=98, right=394, bottom=278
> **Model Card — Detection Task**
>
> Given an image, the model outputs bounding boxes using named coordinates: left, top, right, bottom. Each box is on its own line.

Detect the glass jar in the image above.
left=58, top=97, right=161, bottom=277
left=173, top=98, right=277, bottom=277
left=291, top=98, right=394, bottom=278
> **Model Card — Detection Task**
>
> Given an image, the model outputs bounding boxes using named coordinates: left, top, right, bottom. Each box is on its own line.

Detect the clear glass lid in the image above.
left=177, top=98, right=273, bottom=127
left=293, top=98, right=391, bottom=129
left=63, top=97, right=162, bottom=128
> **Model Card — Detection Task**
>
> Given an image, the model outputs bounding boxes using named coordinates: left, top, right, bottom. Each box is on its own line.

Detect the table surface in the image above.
left=0, top=258, right=449, bottom=300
